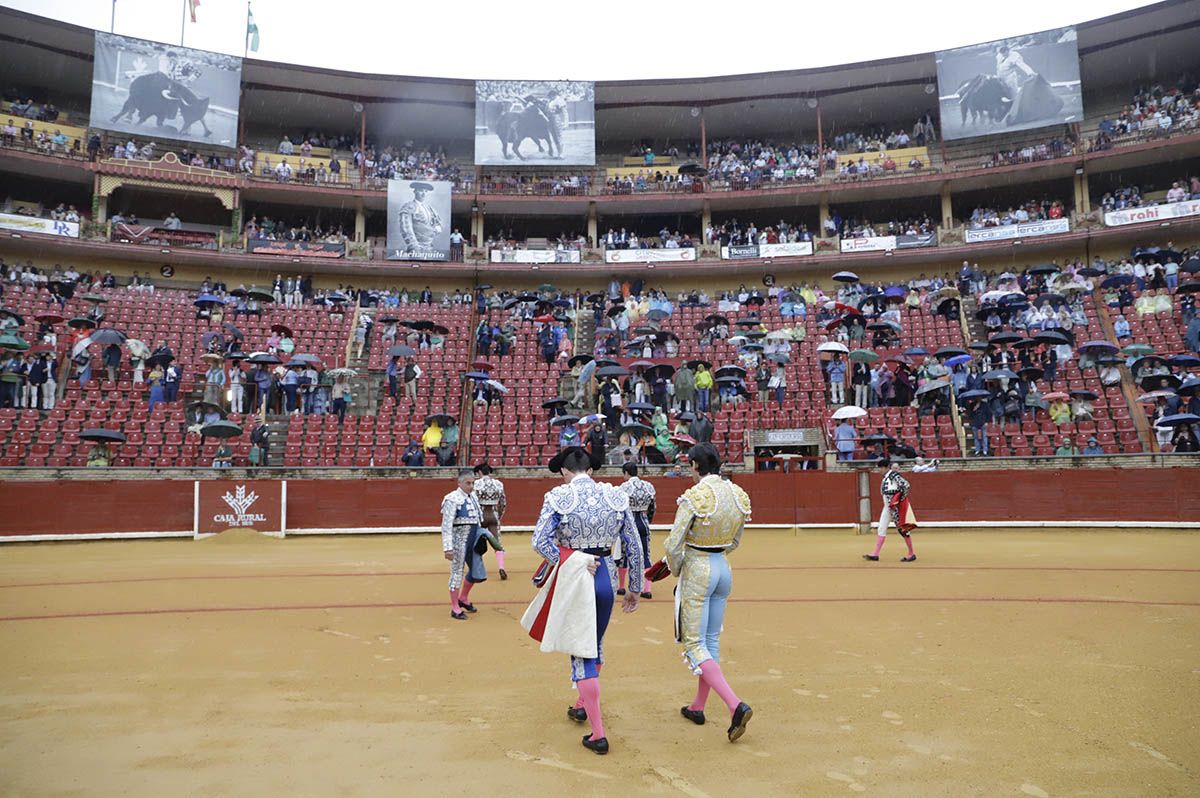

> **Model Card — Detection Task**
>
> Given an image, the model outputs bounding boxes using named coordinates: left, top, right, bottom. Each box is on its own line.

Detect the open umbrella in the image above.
left=704, top=314, right=728, bottom=326
left=1027, top=263, right=1059, bottom=276
left=1041, top=391, right=1070, bottom=402
left=1079, top=340, right=1118, bottom=354
left=68, top=317, right=96, bottom=330
left=1034, top=330, right=1070, bottom=345
left=1011, top=338, right=1040, bottom=349
left=684, top=360, right=712, bottom=370
left=471, top=359, right=493, bottom=371
left=70, top=337, right=92, bottom=358
left=186, top=400, right=227, bottom=418
left=270, top=323, right=294, bottom=337
left=916, top=379, right=951, bottom=396
left=934, top=297, right=960, bottom=314
left=146, top=350, right=174, bottom=367
left=644, top=363, right=676, bottom=378
left=0, top=332, right=31, bottom=351
left=883, top=286, right=907, bottom=299
left=1167, top=354, right=1200, bottom=368
left=1070, top=390, right=1098, bottom=401
left=221, top=323, right=244, bottom=340
left=551, top=414, right=581, bottom=427
left=817, top=341, right=849, bottom=354
left=542, top=398, right=569, bottom=410
left=832, top=271, right=859, bottom=283
left=387, top=345, right=417, bottom=358
left=1018, top=366, right=1045, bottom=381
left=247, top=353, right=282, bottom=365
left=425, top=412, right=456, bottom=426
left=742, top=296, right=765, bottom=306
left=1176, top=282, right=1200, bottom=294
left=247, top=289, right=275, bottom=303
left=1033, top=293, right=1067, bottom=307
left=867, top=321, right=901, bottom=332
left=989, top=332, right=1023, bottom=346
left=1141, top=373, right=1181, bottom=391
left=201, top=420, right=243, bottom=439
left=327, top=368, right=358, bottom=379
left=1156, top=413, right=1200, bottom=428
left=957, top=389, right=991, bottom=401
left=606, top=306, right=626, bottom=318
left=735, top=317, right=762, bottom=328
left=1180, top=257, right=1200, bottom=274
left=902, top=347, right=930, bottom=359
left=982, top=369, right=1018, bottom=381
left=288, top=353, right=322, bottom=367
left=861, top=433, right=895, bottom=446
left=34, top=312, right=65, bottom=325
left=945, top=354, right=973, bottom=368
left=486, top=379, right=509, bottom=394
left=715, top=375, right=744, bottom=385
left=125, top=339, right=149, bottom=359
left=676, top=411, right=697, bottom=422
left=226, top=350, right=249, bottom=362
left=81, top=428, right=126, bottom=444
left=1177, top=377, right=1200, bottom=397
left=578, top=360, right=597, bottom=383
left=532, top=314, right=556, bottom=324
left=634, top=325, right=660, bottom=336
left=654, top=331, right=680, bottom=344
left=849, top=349, right=879, bottom=363
left=200, top=352, right=225, bottom=366
left=739, top=343, right=765, bottom=353
left=1138, top=389, right=1177, bottom=403
left=670, top=434, right=697, bottom=448
left=885, top=354, right=912, bottom=367
left=627, top=401, right=657, bottom=414
left=767, top=352, right=791, bottom=364
left=596, top=365, right=630, bottom=378
left=621, top=422, right=655, bottom=437
left=464, top=371, right=491, bottom=381
left=629, top=360, right=655, bottom=370
left=1120, top=344, right=1154, bottom=357
left=81, top=293, right=108, bottom=304
left=646, top=309, right=671, bottom=322
left=0, top=309, right=25, bottom=326
left=831, top=405, right=867, bottom=420
left=193, top=294, right=225, bottom=306
left=379, top=316, right=400, bottom=324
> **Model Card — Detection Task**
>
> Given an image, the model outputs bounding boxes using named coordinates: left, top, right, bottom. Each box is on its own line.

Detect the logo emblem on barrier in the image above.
left=214, top=485, right=267, bottom=527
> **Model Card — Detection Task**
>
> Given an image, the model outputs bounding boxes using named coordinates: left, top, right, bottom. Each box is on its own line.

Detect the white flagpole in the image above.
left=110, top=0, right=116, bottom=33
left=244, top=1, right=251, bottom=58
left=179, top=0, right=187, bottom=46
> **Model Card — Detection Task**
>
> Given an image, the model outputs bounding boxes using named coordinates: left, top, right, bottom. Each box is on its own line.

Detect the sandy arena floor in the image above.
left=1, top=529, right=1198, bottom=797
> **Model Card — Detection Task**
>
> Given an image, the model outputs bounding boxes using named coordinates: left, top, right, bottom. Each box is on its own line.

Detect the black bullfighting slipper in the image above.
left=450, top=610, right=468, bottom=621
left=499, top=568, right=508, bottom=580
left=901, top=555, right=917, bottom=562
left=727, top=702, right=752, bottom=742
left=582, top=734, right=609, bottom=755
left=862, top=554, right=879, bottom=561
left=459, top=601, right=477, bottom=613
left=567, top=706, right=588, bottom=722
left=680, top=707, right=706, bottom=725
left=640, top=591, right=652, bottom=599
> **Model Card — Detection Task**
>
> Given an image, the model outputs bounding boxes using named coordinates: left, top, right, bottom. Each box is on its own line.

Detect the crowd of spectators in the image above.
left=1, top=198, right=82, bottom=224
left=833, top=213, right=935, bottom=239
left=980, top=135, right=1075, bottom=168
left=1099, top=177, right=1200, bottom=212
left=967, top=198, right=1066, bottom=230
left=242, top=215, right=348, bottom=245
left=3, top=97, right=60, bottom=121
left=704, top=218, right=813, bottom=246
left=599, top=227, right=694, bottom=250
left=1090, top=80, right=1200, bottom=151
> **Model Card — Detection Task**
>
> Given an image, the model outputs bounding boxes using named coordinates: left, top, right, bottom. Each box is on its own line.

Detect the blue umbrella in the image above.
left=1079, top=340, right=1118, bottom=353
left=958, top=389, right=991, bottom=401
left=1166, top=354, right=1200, bottom=368
left=193, top=293, right=225, bottom=306
left=464, top=371, right=490, bottom=380
left=946, top=354, right=973, bottom=368
left=1177, top=377, right=1200, bottom=397
left=903, top=347, right=929, bottom=358
left=579, top=360, right=597, bottom=382
left=594, top=327, right=615, bottom=335
left=1100, top=274, right=1134, bottom=289
left=1156, top=413, right=1200, bottom=428
left=832, top=271, right=859, bottom=283
left=884, top=286, right=907, bottom=298
left=982, top=369, right=1017, bottom=380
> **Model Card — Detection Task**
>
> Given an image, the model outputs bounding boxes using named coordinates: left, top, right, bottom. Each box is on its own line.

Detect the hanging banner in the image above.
left=0, top=213, right=79, bottom=238
left=248, top=240, right=346, bottom=258
left=841, top=236, right=897, bottom=253
left=386, top=179, right=452, bottom=261
left=721, top=241, right=815, bottom=260
left=1104, top=200, right=1200, bottom=227
left=964, top=218, right=1069, bottom=243
left=605, top=248, right=695, bottom=264
left=490, top=249, right=582, bottom=264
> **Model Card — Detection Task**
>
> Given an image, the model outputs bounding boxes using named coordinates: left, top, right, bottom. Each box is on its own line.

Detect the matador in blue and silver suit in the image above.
left=534, top=471, right=644, bottom=681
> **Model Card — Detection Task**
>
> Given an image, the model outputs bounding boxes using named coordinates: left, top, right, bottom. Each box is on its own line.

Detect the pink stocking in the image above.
left=458, top=581, right=475, bottom=602
left=495, top=550, right=506, bottom=568
left=903, top=535, right=915, bottom=556
left=576, top=677, right=605, bottom=739
left=871, top=536, right=886, bottom=556
left=448, top=589, right=461, bottom=613
left=698, top=660, right=741, bottom=716
left=688, top=676, right=711, bottom=711
left=574, top=663, right=600, bottom=709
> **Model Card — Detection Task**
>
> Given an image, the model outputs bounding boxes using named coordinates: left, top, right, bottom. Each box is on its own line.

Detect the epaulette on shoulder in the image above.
left=678, top=482, right=716, bottom=518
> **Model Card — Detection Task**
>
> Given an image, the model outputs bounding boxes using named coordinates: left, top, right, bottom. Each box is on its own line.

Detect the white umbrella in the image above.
left=328, top=367, right=358, bottom=379
left=125, top=338, right=149, bottom=358
left=831, top=405, right=867, bottom=420
left=72, top=336, right=92, bottom=358
left=765, top=330, right=791, bottom=340
left=486, top=379, right=509, bottom=394
left=817, top=341, right=850, bottom=354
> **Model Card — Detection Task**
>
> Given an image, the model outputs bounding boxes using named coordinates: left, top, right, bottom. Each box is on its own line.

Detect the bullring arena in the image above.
left=2, top=0, right=1200, bottom=795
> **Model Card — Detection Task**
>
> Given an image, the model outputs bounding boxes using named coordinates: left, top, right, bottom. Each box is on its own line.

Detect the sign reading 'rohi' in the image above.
left=195, top=480, right=283, bottom=536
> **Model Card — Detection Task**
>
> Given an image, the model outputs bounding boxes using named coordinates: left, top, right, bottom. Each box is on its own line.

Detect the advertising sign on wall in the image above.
left=1104, top=200, right=1200, bottom=227
left=604, top=248, right=695, bottom=264
left=0, top=213, right=79, bottom=237
left=963, top=218, right=1069, bottom=242
left=195, top=480, right=284, bottom=537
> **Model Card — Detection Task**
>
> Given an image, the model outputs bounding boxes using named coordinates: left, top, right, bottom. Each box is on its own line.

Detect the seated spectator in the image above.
left=1055, top=437, right=1079, bottom=457
left=1082, top=436, right=1104, bottom=456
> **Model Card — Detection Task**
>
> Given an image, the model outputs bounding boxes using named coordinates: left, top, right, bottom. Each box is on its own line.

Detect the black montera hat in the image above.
left=548, top=446, right=602, bottom=474
left=410, top=181, right=435, bottom=191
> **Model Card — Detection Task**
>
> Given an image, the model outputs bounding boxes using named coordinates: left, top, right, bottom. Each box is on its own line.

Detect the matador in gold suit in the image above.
left=663, top=443, right=753, bottom=742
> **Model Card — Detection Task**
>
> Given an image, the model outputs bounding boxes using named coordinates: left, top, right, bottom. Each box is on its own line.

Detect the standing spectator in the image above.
left=163, top=361, right=180, bottom=403
left=387, top=355, right=400, bottom=399
left=403, top=357, right=420, bottom=403
left=754, top=362, right=771, bottom=403
left=771, top=363, right=787, bottom=407
left=229, top=364, right=245, bottom=414
left=282, top=365, right=300, bottom=414
left=695, top=364, right=713, bottom=412
left=204, top=362, right=225, bottom=406
left=331, top=374, right=350, bottom=425
left=103, top=342, right=121, bottom=383
left=834, top=419, right=857, bottom=461
left=826, top=354, right=846, bottom=405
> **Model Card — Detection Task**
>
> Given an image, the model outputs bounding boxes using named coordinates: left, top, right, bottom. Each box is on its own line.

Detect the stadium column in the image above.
left=940, top=183, right=953, bottom=230
left=471, top=205, right=483, bottom=248
left=587, top=202, right=597, bottom=248
left=818, top=193, right=830, bottom=238
left=1072, top=168, right=1090, bottom=220
left=701, top=199, right=710, bottom=240
left=354, top=198, right=365, bottom=243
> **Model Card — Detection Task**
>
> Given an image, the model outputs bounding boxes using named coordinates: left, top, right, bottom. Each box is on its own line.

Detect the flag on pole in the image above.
left=187, top=0, right=199, bottom=22
left=246, top=6, right=260, bottom=52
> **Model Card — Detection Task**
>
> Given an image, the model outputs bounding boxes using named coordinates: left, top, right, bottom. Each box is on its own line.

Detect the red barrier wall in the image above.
left=1, top=468, right=1196, bottom=538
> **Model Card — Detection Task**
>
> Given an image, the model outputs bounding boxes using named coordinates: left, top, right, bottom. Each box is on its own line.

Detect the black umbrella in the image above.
left=1018, top=366, right=1045, bottom=381
left=247, top=289, right=275, bottom=303
left=1034, top=330, right=1070, bottom=345
left=226, top=350, right=249, bottom=361
left=502, top=297, right=522, bottom=310
left=551, top=414, right=581, bottom=427
left=425, top=412, right=456, bottom=426
left=694, top=321, right=716, bottom=332
left=1034, top=293, right=1067, bottom=307
left=1178, top=377, right=1200, bottom=397
left=1180, top=257, right=1200, bottom=274
left=684, top=359, right=712, bottom=370
left=541, top=398, right=569, bottom=409
left=1027, top=263, right=1059, bottom=276
left=1176, top=282, right=1200, bottom=295
left=1070, top=390, right=1098, bottom=401
left=477, top=283, right=494, bottom=291
left=606, top=306, right=626, bottom=318
left=596, top=365, right=630, bottom=377
left=861, top=433, right=895, bottom=446
left=247, top=353, right=282, bottom=365
left=229, top=288, right=248, bottom=298
left=90, top=328, right=127, bottom=346
left=1078, top=267, right=1106, bottom=277
left=715, top=375, right=743, bottom=385
left=68, top=317, right=96, bottom=330
left=1167, top=354, right=1200, bottom=368
left=957, top=389, right=991, bottom=401
left=186, top=400, right=227, bottom=419
left=627, top=401, right=658, bottom=414
left=742, top=296, right=765, bottom=306
left=704, top=314, right=728, bottom=325
left=677, top=162, right=707, bottom=177
left=147, top=350, right=175, bottom=367
left=967, top=341, right=990, bottom=352
left=982, top=369, right=1018, bottom=380
left=654, top=331, right=680, bottom=343
left=644, top=363, right=676, bottom=378
left=568, top=354, right=594, bottom=368
left=715, top=364, right=747, bottom=376
left=1100, top=274, right=1135, bottom=289
left=80, top=428, right=126, bottom=443
left=989, top=332, right=1022, bottom=346
left=621, top=422, right=655, bottom=437
left=379, top=316, right=400, bottom=324
left=222, top=323, right=244, bottom=340
left=676, top=411, right=697, bottom=422
left=594, top=359, right=619, bottom=368
left=0, top=308, right=24, bottom=326
left=200, top=420, right=242, bottom=439
left=387, top=345, right=417, bottom=358
left=634, top=325, right=660, bottom=336
left=735, top=317, right=762, bottom=328
left=271, top=323, right=294, bottom=337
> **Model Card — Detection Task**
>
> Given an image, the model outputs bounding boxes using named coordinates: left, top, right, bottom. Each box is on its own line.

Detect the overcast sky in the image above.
left=1, top=0, right=1165, bottom=80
